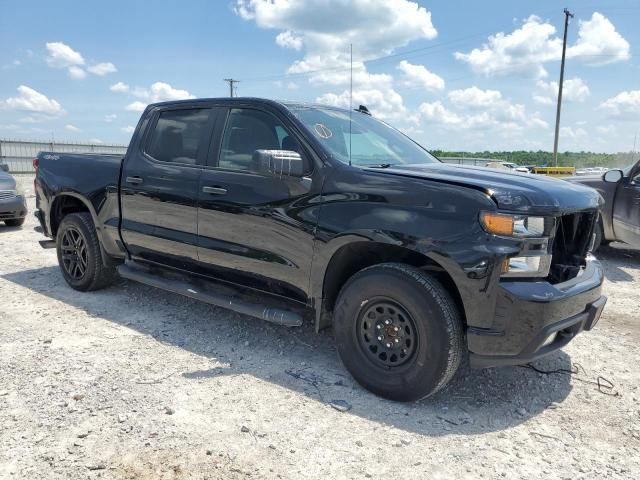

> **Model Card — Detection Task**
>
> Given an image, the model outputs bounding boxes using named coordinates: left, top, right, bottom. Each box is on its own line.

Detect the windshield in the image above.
left=287, top=105, right=439, bottom=166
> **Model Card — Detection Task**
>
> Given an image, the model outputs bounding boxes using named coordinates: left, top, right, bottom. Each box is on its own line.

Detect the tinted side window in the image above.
left=146, top=109, right=210, bottom=165
left=218, top=108, right=301, bottom=172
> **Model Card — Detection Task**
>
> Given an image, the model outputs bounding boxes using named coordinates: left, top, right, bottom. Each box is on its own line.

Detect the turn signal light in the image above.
left=480, top=212, right=514, bottom=236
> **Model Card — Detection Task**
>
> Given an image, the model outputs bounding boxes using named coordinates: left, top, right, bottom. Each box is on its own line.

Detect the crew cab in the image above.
left=567, top=160, right=640, bottom=250
left=35, top=98, right=607, bottom=401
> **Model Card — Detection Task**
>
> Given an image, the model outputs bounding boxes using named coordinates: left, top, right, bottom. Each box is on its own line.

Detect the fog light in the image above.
left=501, top=254, right=552, bottom=278
left=541, top=332, right=557, bottom=348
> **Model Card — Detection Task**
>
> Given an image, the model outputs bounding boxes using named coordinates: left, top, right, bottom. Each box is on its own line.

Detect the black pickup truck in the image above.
left=35, top=98, right=607, bottom=401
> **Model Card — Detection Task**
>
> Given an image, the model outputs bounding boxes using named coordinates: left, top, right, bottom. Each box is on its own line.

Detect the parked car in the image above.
left=0, top=170, right=27, bottom=227
left=35, top=98, right=607, bottom=401
left=567, top=160, right=640, bottom=250
left=485, top=161, right=530, bottom=174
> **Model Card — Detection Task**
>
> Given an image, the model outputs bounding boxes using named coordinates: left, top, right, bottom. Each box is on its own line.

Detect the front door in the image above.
left=120, top=106, right=214, bottom=270
left=613, top=161, right=640, bottom=248
left=196, top=106, right=317, bottom=302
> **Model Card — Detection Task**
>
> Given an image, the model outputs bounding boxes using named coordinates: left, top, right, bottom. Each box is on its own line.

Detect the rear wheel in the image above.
left=56, top=212, right=116, bottom=291
left=333, top=263, right=464, bottom=401
left=4, top=218, right=25, bottom=227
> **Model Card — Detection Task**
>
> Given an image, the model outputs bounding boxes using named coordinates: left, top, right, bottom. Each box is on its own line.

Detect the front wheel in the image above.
left=56, top=212, right=116, bottom=291
left=333, top=263, right=464, bottom=402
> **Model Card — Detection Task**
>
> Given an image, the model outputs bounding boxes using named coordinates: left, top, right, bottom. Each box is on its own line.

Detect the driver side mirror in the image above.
left=253, top=150, right=305, bottom=178
left=603, top=169, right=623, bottom=183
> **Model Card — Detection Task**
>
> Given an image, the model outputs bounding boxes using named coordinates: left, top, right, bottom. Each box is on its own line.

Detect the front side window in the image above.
left=146, top=108, right=210, bottom=165
left=218, top=108, right=301, bottom=172
left=287, top=105, right=439, bottom=167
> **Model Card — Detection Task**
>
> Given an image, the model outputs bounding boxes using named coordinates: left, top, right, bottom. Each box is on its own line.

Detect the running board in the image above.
left=39, top=239, right=56, bottom=249
left=117, top=262, right=303, bottom=327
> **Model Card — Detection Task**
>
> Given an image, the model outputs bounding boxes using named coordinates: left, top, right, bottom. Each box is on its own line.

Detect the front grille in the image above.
left=548, top=210, right=597, bottom=283
left=0, top=190, right=17, bottom=200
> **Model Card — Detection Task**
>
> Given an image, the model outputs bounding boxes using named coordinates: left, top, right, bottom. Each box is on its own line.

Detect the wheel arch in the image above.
left=49, top=194, right=112, bottom=267
left=312, top=237, right=466, bottom=332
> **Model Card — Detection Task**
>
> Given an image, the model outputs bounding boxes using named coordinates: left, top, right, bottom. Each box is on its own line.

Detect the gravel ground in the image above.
left=1, top=175, right=639, bottom=479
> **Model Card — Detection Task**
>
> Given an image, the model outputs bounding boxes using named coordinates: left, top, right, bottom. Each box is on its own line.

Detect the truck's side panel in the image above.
left=36, top=152, right=125, bottom=260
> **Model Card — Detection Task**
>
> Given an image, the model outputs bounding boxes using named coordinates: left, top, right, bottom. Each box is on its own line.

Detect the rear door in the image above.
left=195, top=106, right=317, bottom=302
left=612, top=161, right=640, bottom=247
left=120, top=105, right=215, bottom=270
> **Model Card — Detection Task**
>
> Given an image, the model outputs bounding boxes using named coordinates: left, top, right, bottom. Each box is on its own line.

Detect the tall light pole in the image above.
left=553, top=8, right=574, bottom=167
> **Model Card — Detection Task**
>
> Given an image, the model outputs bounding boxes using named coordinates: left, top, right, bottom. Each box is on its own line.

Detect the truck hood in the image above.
left=368, top=163, right=603, bottom=215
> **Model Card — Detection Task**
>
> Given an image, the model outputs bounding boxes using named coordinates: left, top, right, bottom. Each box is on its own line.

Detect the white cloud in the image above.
left=125, top=101, right=147, bottom=112
left=87, top=62, right=117, bottom=76
left=89, top=138, right=104, bottom=144
left=1, top=85, right=63, bottom=115
left=132, top=82, right=195, bottom=102
left=317, top=87, right=410, bottom=123
left=534, top=78, right=590, bottom=104
left=275, top=31, right=303, bottom=50
left=45, top=41, right=117, bottom=79
left=397, top=60, right=444, bottom=91
left=600, top=90, right=640, bottom=119
left=110, top=82, right=129, bottom=93
left=46, top=42, right=85, bottom=68
left=235, top=0, right=438, bottom=123
left=68, top=65, right=86, bottom=80
left=448, top=86, right=502, bottom=108
left=121, top=126, right=135, bottom=134
left=104, top=114, right=117, bottom=122
left=567, top=12, right=630, bottom=65
left=454, top=15, right=561, bottom=78
left=597, top=125, right=616, bottom=135
left=419, top=87, right=547, bottom=134
left=65, top=124, right=80, bottom=132
left=455, top=13, right=629, bottom=78
left=560, top=126, right=588, bottom=139
left=419, top=101, right=462, bottom=125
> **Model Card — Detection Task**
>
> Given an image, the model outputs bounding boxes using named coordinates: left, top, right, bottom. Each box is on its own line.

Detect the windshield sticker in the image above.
left=314, top=123, right=333, bottom=139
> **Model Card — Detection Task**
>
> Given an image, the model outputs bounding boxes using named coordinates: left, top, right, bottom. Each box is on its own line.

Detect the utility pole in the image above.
left=553, top=8, right=574, bottom=167
left=223, top=78, right=239, bottom=97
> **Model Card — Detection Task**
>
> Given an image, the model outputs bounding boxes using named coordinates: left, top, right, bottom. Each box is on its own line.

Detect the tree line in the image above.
left=431, top=150, right=637, bottom=168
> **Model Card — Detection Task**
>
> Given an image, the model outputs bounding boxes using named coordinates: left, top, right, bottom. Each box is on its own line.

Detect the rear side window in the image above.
left=146, top=108, right=210, bottom=165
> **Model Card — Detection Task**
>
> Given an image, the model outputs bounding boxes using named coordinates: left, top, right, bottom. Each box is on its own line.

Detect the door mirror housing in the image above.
left=603, top=169, right=623, bottom=183
left=253, top=150, right=305, bottom=178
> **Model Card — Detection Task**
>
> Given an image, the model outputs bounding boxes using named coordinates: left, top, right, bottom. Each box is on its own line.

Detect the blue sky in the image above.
left=1, top=0, right=639, bottom=152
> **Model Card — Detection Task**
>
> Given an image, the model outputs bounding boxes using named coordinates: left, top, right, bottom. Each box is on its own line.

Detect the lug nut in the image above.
left=377, top=324, right=382, bottom=329
left=386, top=343, right=392, bottom=348
left=394, top=338, right=399, bottom=343
left=384, top=319, right=390, bottom=325
left=394, top=326, right=399, bottom=332
left=377, top=336, right=383, bottom=341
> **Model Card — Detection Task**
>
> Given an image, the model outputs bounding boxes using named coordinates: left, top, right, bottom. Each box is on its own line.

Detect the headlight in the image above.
left=480, top=212, right=550, bottom=237
left=501, top=254, right=552, bottom=277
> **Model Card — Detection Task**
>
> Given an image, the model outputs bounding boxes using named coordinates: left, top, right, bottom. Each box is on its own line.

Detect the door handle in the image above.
left=202, top=186, right=227, bottom=195
left=126, top=176, right=143, bottom=185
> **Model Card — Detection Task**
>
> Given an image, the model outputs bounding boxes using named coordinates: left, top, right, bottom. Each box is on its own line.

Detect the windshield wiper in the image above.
left=362, top=163, right=393, bottom=168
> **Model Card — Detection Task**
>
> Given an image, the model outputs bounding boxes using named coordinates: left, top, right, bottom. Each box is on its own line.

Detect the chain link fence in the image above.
left=0, top=139, right=128, bottom=173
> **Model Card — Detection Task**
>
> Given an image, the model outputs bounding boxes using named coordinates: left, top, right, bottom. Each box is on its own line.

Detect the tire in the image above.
left=4, top=218, right=25, bottom=227
left=333, top=263, right=464, bottom=402
left=56, top=212, right=116, bottom=291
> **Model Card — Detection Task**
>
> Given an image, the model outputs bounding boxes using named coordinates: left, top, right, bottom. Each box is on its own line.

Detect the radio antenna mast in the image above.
left=349, top=43, right=353, bottom=167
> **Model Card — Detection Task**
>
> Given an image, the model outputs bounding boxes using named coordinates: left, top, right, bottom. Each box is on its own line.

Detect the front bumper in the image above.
left=0, top=195, right=27, bottom=221
left=468, top=256, right=606, bottom=368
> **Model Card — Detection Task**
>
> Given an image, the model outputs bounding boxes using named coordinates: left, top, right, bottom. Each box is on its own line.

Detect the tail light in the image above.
left=33, top=158, right=38, bottom=193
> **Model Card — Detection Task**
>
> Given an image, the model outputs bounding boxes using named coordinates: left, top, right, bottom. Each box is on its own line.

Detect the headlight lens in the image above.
left=501, top=254, right=552, bottom=277
left=480, top=212, right=549, bottom=237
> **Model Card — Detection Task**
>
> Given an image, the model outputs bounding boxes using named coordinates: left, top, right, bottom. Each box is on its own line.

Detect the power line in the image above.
left=223, top=78, right=240, bottom=97
left=553, top=8, right=574, bottom=167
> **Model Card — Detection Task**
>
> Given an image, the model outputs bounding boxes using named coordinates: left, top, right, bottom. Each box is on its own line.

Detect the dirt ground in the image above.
left=1, top=175, right=639, bottom=479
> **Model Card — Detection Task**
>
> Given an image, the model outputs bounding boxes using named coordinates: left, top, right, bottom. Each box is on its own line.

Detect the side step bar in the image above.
left=117, top=262, right=303, bottom=327
left=39, top=239, right=56, bottom=249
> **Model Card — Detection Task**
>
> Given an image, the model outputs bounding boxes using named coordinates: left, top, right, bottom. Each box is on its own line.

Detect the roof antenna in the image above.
left=349, top=43, right=353, bottom=167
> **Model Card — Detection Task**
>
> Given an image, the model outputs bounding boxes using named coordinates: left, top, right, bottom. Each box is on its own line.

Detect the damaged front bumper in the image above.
left=468, top=256, right=606, bottom=368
